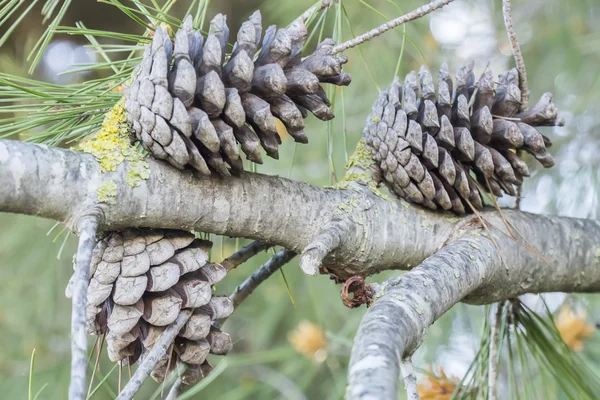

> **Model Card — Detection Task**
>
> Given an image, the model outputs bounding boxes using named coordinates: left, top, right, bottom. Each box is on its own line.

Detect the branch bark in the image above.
left=346, top=211, right=600, bottom=398
left=2, top=139, right=600, bottom=398
left=1, top=139, right=600, bottom=288
left=401, top=358, right=419, bottom=400
left=70, top=216, right=99, bottom=400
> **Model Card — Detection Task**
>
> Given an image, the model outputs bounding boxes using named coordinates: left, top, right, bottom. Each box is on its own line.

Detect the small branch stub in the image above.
left=299, top=218, right=352, bottom=275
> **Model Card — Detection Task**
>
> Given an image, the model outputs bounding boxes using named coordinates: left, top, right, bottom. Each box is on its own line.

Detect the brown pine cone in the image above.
left=363, top=63, right=561, bottom=214
left=65, top=228, right=232, bottom=385
left=124, top=12, right=350, bottom=175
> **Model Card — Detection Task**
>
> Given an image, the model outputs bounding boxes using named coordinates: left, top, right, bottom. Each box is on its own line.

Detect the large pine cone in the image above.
left=363, top=63, right=562, bottom=214
left=124, top=12, right=350, bottom=175
left=66, top=229, right=232, bottom=384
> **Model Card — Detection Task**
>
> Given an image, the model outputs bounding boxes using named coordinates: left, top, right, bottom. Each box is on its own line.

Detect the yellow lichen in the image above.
left=79, top=98, right=150, bottom=188
left=97, top=181, right=117, bottom=205
left=344, top=139, right=375, bottom=172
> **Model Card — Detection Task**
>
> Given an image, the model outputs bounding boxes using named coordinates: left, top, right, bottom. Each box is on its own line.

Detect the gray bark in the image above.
left=2, top=139, right=600, bottom=398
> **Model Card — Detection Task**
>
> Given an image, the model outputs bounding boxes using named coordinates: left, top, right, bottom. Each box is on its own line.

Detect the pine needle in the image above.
left=279, top=268, right=296, bottom=308
left=28, top=348, right=36, bottom=400
left=88, top=363, right=118, bottom=399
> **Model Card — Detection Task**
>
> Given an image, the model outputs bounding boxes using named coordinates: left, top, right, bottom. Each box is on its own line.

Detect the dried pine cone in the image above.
left=363, top=63, right=562, bottom=214
left=66, top=229, right=232, bottom=384
left=124, top=12, right=350, bottom=175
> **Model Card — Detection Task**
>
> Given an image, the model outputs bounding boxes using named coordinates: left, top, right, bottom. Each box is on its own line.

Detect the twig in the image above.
left=230, top=249, right=297, bottom=308
left=165, top=376, right=183, bottom=400
left=220, top=241, right=271, bottom=271
left=116, top=310, right=193, bottom=400
left=215, top=249, right=297, bottom=329
left=299, top=0, right=337, bottom=23
left=502, top=0, right=529, bottom=111
left=401, top=358, right=420, bottom=400
left=489, top=301, right=505, bottom=400
left=331, top=0, right=455, bottom=54
left=165, top=249, right=297, bottom=397
left=69, top=216, right=99, bottom=400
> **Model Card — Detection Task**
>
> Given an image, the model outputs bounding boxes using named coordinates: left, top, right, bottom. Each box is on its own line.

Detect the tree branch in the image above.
left=2, top=139, right=600, bottom=289
left=220, top=241, right=271, bottom=271
left=502, top=0, right=529, bottom=111
left=116, top=310, right=192, bottom=400
left=331, top=0, right=455, bottom=54
left=347, top=210, right=600, bottom=398
left=488, top=302, right=505, bottom=400
left=69, top=216, right=99, bottom=400
left=401, top=357, right=419, bottom=400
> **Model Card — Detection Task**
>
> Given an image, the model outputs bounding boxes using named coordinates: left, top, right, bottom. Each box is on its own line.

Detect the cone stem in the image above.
left=69, top=215, right=99, bottom=400
left=502, top=0, right=529, bottom=111
left=331, top=0, right=455, bottom=54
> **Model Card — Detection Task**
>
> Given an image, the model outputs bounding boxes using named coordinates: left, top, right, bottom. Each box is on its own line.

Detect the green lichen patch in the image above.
left=80, top=98, right=150, bottom=188
left=344, top=139, right=376, bottom=172
left=97, top=181, right=117, bottom=205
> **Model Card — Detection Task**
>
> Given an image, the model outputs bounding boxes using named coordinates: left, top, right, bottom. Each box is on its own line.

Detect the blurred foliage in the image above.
left=0, top=0, right=599, bottom=399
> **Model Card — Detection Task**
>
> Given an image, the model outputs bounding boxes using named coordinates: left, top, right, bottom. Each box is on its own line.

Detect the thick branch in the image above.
left=2, top=139, right=600, bottom=289
left=347, top=213, right=600, bottom=398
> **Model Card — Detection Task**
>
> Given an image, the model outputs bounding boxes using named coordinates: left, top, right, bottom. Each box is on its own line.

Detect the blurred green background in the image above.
left=0, top=0, right=599, bottom=398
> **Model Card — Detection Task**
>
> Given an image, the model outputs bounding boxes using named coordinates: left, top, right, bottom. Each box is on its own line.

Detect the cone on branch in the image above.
left=363, top=62, right=562, bottom=214
left=124, top=12, right=350, bottom=175
left=65, top=228, right=233, bottom=385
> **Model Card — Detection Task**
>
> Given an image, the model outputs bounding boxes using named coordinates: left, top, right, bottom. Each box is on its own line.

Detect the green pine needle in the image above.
left=279, top=268, right=296, bottom=308
left=28, top=348, right=35, bottom=400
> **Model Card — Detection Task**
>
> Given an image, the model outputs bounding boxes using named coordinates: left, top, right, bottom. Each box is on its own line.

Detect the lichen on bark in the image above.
left=79, top=98, right=149, bottom=188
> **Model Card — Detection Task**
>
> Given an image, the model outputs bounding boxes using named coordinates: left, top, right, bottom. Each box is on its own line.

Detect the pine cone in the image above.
left=363, top=63, right=562, bottom=214
left=65, top=229, right=232, bottom=384
left=124, top=12, right=350, bottom=175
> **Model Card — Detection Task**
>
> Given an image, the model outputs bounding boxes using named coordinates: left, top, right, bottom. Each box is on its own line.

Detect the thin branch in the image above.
left=69, top=216, right=99, bottom=400
left=225, top=249, right=296, bottom=317
left=298, top=0, right=336, bottom=24
left=165, top=376, right=183, bottom=400
left=502, top=0, right=529, bottom=111
left=166, top=249, right=297, bottom=397
left=220, top=241, right=271, bottom=271
left=116, top=310, right=193, bottom=400
left=401, top=358, right=419, bottom=400
left=331, top=0, right=455, bottom=54
left=488, top=301, right=505, bottom=400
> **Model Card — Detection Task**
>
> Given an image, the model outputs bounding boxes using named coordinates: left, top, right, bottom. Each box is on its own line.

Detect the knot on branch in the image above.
left=341, top=276, right=375, bottom=308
